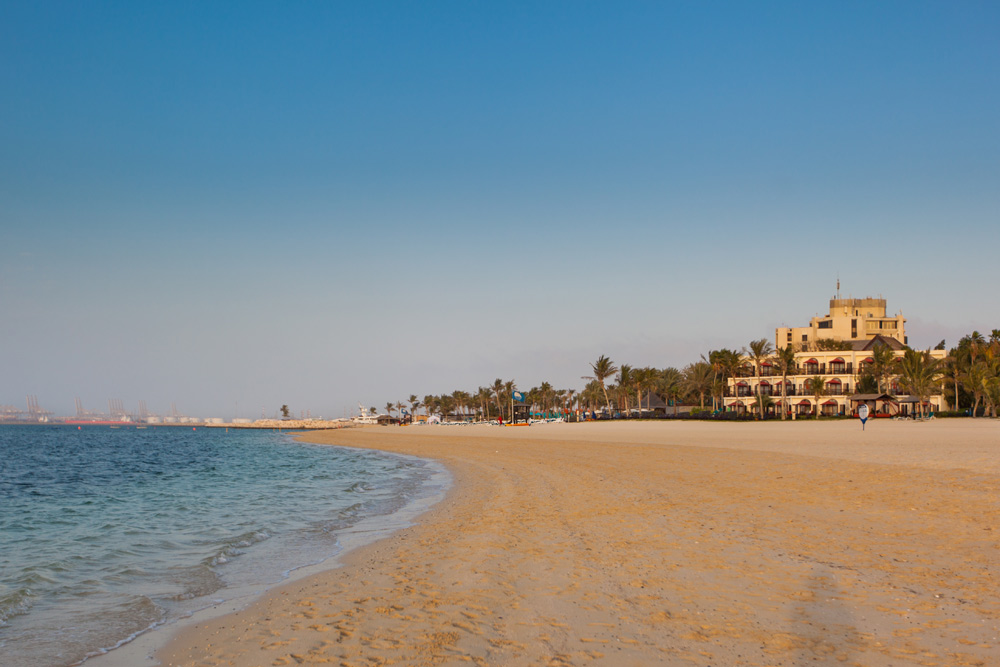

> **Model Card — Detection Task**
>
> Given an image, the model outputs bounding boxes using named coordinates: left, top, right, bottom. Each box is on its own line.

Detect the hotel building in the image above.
left=724, top=295, right=948, bottom=417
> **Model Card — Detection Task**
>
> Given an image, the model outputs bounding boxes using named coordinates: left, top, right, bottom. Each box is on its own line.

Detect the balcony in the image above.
left=795, top=363, right=854, bottom=376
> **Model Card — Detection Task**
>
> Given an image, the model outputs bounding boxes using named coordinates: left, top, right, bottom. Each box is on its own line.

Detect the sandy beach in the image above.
left=155, top=419, right=998, bottom=666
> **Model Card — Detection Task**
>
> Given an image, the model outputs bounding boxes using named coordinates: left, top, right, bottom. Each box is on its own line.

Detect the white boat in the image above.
left=351, top=403, right=381, bottom=424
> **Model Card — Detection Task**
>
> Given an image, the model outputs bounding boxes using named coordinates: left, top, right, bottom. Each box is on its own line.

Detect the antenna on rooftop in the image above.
left=836, top=276, right=840, bottom=299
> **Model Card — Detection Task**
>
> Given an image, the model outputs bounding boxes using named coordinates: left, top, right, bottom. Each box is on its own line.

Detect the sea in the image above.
left=0, top=424, right=449, bottom=667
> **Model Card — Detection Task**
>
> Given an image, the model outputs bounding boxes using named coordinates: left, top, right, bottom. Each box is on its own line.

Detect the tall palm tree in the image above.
left=491, top=378, right=506, bottom=421
left=962, top=362, right=989, bottom=417
left=476, top=387, right=493, bottom=421
left=615, top=365, right=633, bottom=415
left=806, top=375, right=826, bottom=418
left=408, top=394, right=421, bottom=419
left=743, top=338, right=775, bottom=419
left=718, top=349, right=742, bottom=411
left=870, top=344, right=897, bottom=395
left=636, top=367, right=659, bottom=413
left=941, top=353, right=964, bottom=412
left=660, top=367, right=683, bottom=416
left=583, top=355, right=618, bottom=414
left=773, top=345, right=797, bottom=420
left=538, top=381, right=554, bottom=414
left=438, top=395, right=455, bottom=421
left=683, top=361, right=714, bottom=409
left=897, top=349, right=943, bottom=419
left=706, top=348, right=740, bottom=411
left=503, top=380, right=516, bottom=422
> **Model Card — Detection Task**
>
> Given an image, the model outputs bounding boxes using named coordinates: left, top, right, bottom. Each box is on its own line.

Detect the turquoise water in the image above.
left=0, top=425, right=447, bottom=667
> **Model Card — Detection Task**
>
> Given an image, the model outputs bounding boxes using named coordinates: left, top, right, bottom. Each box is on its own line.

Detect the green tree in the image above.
left=660, top=367, right=683, bottom=415
left=897, top=349, right=943, bottom=419
left=962, top=362, right=989, bottom=417
left=773, top=346, right=797, bottom=420
left=743, top=338, right=775, bottom=419
left=706, top=348, right=740, bottom=411
left=583, top=355, right=618, bottom=414
left=870, top=343, right=897, bottom=395
left=615, top=365, right=633, bottom=414
left=683, top=361, right=714, bottom=409
left=806, top=376, right=826, bottom=419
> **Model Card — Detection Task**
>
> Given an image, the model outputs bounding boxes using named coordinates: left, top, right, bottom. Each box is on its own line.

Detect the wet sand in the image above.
left=157, top=419, right=999, bottom=666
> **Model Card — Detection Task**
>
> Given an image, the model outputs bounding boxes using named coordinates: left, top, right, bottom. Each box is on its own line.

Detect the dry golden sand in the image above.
left=157, top=420, right=999, bottom=667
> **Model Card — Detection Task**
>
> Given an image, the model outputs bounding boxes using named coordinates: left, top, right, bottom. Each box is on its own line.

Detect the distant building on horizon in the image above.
left=725, top=294, right=948, bottom=418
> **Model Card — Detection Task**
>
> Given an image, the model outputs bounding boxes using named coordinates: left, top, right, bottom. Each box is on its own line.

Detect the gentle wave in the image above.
left=0, top=586, right=34, bottom=625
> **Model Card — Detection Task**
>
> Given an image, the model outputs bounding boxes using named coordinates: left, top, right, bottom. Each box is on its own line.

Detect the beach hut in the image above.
left=849, top=393, right=897, bottom=417
left=636, top=391, right=669, bottom=416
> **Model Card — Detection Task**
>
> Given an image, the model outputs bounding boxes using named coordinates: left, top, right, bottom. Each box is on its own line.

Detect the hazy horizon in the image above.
left=3, top=2, right=998, bottom=418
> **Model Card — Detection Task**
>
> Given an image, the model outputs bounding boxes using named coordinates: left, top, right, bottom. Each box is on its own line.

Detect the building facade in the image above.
left=726, top=296, right=948, bottom=417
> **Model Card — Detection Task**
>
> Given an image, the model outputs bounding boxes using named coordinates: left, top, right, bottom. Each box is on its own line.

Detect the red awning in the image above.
left=832, top=357, right=845, bottom=363
left=828, top=378, right=842, bottom=384
left=760, top=380, right=771, bottom=385
left=798, top=400, right=811, bottom=406
left=823, top=399, right=838, bottom=405
left=806, top=358, right=818, bottom=364
left=864, top=357, right=874, bottom=363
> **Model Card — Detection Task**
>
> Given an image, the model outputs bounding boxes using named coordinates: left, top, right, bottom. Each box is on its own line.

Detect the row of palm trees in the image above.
left=943, top=330, right=1000, bottom=418
left=378, top=329, right=999, bottom=422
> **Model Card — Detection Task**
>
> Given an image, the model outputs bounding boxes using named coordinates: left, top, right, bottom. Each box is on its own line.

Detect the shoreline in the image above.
left=146, top=419, right=999, bottom=666
left=83, top=444, right=450, bottom=667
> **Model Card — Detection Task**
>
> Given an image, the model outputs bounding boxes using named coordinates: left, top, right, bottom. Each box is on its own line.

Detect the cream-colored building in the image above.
left=726, top=295, right=948, bottom=417
left=776, top=297, right=906, bottom=351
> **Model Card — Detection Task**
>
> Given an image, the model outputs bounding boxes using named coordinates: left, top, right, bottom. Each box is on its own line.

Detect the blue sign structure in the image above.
left=858, top=404, right=870, bottom=430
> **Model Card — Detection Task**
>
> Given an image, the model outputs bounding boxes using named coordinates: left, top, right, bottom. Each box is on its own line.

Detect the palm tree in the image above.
left=583, top=355, right=618, bottom=414
left=408, top=395, right=421, bottom=419
left=660, top=367, right=683, bottom=415
left=962, top=362, right=989, bottom=417
left=636, top=367, right=659, bottom=413
left=615, top=365, right=633, bottom=415
left=438, top=395, right=455, bottom=421
left=743, top=338, right=774, bottom=419
left=385, top=402, right=394, bottom=418
left=897, top=349, right=943, bottom=419
left=476, top=387, right=493, bottom=421
left=773, top=346, right=797, bottom=420
left=942, top=353, right=964, bottom=413
left=491, top=378, right=506, bottom=421
left=706, top=348, right=740, bottom=411
left=870, top=343, right=897, bottom=395
left=503, top=380, right=516, bottom=422
left=718, top=349, right=742, bottom=411
left=683, top=361, right=714, bottom=409
left=806, top=375, right=826, bottom=418
left=538, top=381, right=554, bottom=414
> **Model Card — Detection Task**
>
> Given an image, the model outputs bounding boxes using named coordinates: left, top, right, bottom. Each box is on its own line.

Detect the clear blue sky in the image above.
left=2, top=2, right=998, bottom=418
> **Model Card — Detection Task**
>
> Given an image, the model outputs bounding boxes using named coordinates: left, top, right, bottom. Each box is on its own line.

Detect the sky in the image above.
left=2, top=1, right=998, bottom=419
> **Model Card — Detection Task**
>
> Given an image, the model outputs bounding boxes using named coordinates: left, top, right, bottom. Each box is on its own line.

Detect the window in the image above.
left=802, top=334, right=808, bottom=342
left=818, top=320, right=832, bottom=329
left=786, top=332, right=792, bottom=342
